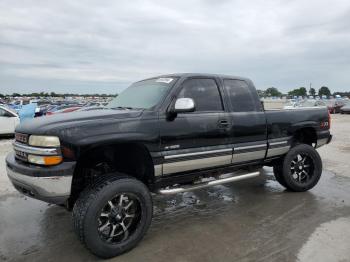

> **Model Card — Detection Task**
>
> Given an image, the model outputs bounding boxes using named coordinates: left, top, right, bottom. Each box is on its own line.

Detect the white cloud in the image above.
left=0, top=0, right=350, bottom=93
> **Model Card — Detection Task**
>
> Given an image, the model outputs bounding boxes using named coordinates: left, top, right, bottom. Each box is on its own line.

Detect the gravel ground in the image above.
left=0, top=139, right=15, bottom=195
left=318, top=114, right=350, bottom=178
left=0, top=114, right=349, bottom=262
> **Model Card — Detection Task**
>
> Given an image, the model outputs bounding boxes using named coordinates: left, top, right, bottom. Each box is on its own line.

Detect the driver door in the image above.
left=159, top=78, right=231, bottom=175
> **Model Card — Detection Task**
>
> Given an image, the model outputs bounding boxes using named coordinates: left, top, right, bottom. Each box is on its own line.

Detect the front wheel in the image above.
left=273, top=144, right=322, bottom=192
left=72, top=174, right=153, bottom=258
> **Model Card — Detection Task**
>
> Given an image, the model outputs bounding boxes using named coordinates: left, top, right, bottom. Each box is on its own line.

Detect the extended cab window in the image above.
left=178, top=78, right=223, bottom=112
left=223, top=79, right=260, bottom=112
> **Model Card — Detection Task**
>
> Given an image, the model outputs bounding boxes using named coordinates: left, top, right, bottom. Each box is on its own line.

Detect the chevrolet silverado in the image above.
left=6, top=73, right=332, bottom=258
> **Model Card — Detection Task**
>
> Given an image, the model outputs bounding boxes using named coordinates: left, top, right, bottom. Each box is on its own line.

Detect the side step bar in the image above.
left=158, top=171, right=260, bottom=195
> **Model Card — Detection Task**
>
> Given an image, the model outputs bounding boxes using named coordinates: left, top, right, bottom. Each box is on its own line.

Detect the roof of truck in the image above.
left=156, top=73, right=251, bottom=82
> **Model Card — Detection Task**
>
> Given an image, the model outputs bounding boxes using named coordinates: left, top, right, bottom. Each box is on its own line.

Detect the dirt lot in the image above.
left=0, top=114, right=349, bottom=262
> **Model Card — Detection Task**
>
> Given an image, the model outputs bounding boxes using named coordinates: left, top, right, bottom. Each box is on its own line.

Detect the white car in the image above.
left=0, top=105, right=20, bottom=135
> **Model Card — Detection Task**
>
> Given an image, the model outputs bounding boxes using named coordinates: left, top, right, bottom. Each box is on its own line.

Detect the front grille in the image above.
left=14, top=149, right=28, bottom=162
left=15, top=133, right=29, bottom=144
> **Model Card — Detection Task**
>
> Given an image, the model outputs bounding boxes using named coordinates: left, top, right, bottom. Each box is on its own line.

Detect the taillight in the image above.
left=321, top=111, right=331, bottom=129
left=320, top=111, right=331, bottom=129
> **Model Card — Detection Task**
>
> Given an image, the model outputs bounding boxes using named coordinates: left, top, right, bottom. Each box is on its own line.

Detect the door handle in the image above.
left=218, top=119, right=229, bottom=128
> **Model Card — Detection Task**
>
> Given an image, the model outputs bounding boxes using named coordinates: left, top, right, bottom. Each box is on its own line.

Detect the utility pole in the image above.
left=309, top=83, right=312, bottom=96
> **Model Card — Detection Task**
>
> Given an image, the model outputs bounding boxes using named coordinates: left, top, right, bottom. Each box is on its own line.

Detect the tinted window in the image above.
left=223, top=79, right=260, bottom=112
left=0, top=108, right=5, bottom=116
left=178, top=78, right=223, bottom=112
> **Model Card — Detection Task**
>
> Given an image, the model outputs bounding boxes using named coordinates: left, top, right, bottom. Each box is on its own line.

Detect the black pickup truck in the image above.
left=6, top=73, right=332, bottom=258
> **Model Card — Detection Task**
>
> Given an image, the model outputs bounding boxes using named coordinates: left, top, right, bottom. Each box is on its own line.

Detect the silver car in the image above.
left=340, top=103, right=350, bottom=114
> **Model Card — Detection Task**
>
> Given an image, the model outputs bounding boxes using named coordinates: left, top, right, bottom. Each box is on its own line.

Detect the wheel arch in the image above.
left=291, top=126, right=317, bottom=146
left=69, top=142, right=156, bottom=206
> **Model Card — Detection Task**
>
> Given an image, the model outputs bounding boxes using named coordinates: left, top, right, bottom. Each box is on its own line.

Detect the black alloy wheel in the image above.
left=273, top=144, right=322, bottom=192
left=290, top=153, right=315, bottom=184
left=73, top=174, right=153, bottom=258
left=97, top=193, right=141, bottom=244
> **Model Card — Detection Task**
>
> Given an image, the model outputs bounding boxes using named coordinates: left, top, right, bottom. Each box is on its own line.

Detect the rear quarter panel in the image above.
left=265, top=107, right=329, bottom=139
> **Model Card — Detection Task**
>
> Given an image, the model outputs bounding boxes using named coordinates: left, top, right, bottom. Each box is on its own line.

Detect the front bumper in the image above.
left=6, top=152, right=76, bottom=204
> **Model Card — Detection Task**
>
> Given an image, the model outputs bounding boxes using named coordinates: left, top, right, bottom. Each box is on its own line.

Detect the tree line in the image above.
left=257, top=86, right=335, bottom=98
left=0, top=92, right=117, bottom=98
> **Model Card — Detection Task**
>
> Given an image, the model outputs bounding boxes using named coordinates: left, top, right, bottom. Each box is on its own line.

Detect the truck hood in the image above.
left=16, top=109, right=143, bottom=136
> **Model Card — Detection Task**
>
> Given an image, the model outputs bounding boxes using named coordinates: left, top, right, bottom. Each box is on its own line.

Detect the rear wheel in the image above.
left=273, top=144, right=322, bottom=191
left=72, top=174, right=153, bottom=258
left=273, top=163, right=287, bottom=187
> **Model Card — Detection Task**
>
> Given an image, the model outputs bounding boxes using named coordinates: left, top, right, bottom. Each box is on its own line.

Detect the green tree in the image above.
left=288, top=87, right=307, bottom=97
left=309, top=87, right=316, bottom=96
left=318, top=86, right=331, bottom=97
left=265, top=87, right=282, bottom=97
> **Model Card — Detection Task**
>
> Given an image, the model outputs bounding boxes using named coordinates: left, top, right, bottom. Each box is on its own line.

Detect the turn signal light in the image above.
left=44, top=156, right=63, bottom=165
left=28, top=155, right=63, bottom=166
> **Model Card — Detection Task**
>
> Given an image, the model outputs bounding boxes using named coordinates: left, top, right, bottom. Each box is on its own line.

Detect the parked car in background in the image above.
left=283, top=100, right=299, bottom=109
left=48, top=106, right=82, bottom=115
left=84, top=102, right=107, bottom=107
left=0, top=105, right=20, bottom=135
left=340, top=103, right=350, bottom=114
left=327, top=100, right=345, bottom=114
left=300, top=100, right=326, bottom=108
left=76, top=106, right=106, bottom=112
left=34, top=104, right=50, bottom=117
left=283, top=99, right=326, bottom=110
left=46, top=104, right=79, bottom=115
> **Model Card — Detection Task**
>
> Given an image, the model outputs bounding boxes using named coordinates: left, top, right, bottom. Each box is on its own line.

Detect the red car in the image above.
left=47, top=106, right=82, bottom=115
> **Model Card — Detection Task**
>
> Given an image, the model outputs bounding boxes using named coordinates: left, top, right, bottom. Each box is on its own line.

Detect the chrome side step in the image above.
left=157, top=171, right=260, bottom=195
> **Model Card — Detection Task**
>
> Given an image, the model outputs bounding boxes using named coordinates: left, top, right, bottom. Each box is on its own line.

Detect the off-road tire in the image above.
left=72, top=174, right=153, bottom=258
left=274, top=144, right=322, bottom=191
left=273, top=163, right=287, bottom=187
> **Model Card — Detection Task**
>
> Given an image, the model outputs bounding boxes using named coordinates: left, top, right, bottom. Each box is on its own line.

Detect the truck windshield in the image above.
left=107, top=77, right=176, bottom=109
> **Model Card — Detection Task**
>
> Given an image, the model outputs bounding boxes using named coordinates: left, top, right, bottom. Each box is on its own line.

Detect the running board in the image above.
left=157, top=171, right=260, bottom=195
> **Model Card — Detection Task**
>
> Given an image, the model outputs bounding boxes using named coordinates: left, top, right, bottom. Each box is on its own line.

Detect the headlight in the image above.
left=28, top=135, right=60, bottom=147
left=28, top=155, right=63, bottom=165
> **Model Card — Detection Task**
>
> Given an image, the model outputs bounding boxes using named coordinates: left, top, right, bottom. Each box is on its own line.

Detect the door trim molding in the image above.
left=164, top=148, right=232, bottom=159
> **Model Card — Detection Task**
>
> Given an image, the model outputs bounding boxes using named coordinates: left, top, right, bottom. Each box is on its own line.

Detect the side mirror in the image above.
left=173, top=98, right=195, bottom=113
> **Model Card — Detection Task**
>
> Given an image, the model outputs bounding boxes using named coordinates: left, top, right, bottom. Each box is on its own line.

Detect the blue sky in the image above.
left=1, top=0, right=350, bottom=94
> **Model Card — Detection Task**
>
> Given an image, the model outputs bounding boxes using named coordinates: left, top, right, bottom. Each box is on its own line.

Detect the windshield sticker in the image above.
left=156, top=78, right=173, bottom=84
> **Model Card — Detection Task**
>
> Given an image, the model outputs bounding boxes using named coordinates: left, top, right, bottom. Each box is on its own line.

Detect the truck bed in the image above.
left=265, top=106, right=330, bottom=144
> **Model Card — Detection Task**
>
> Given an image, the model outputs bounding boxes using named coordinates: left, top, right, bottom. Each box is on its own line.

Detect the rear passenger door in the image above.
left=222, top=79, right=267, bottom=164
left=159, top=78, right=231, bottom=175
